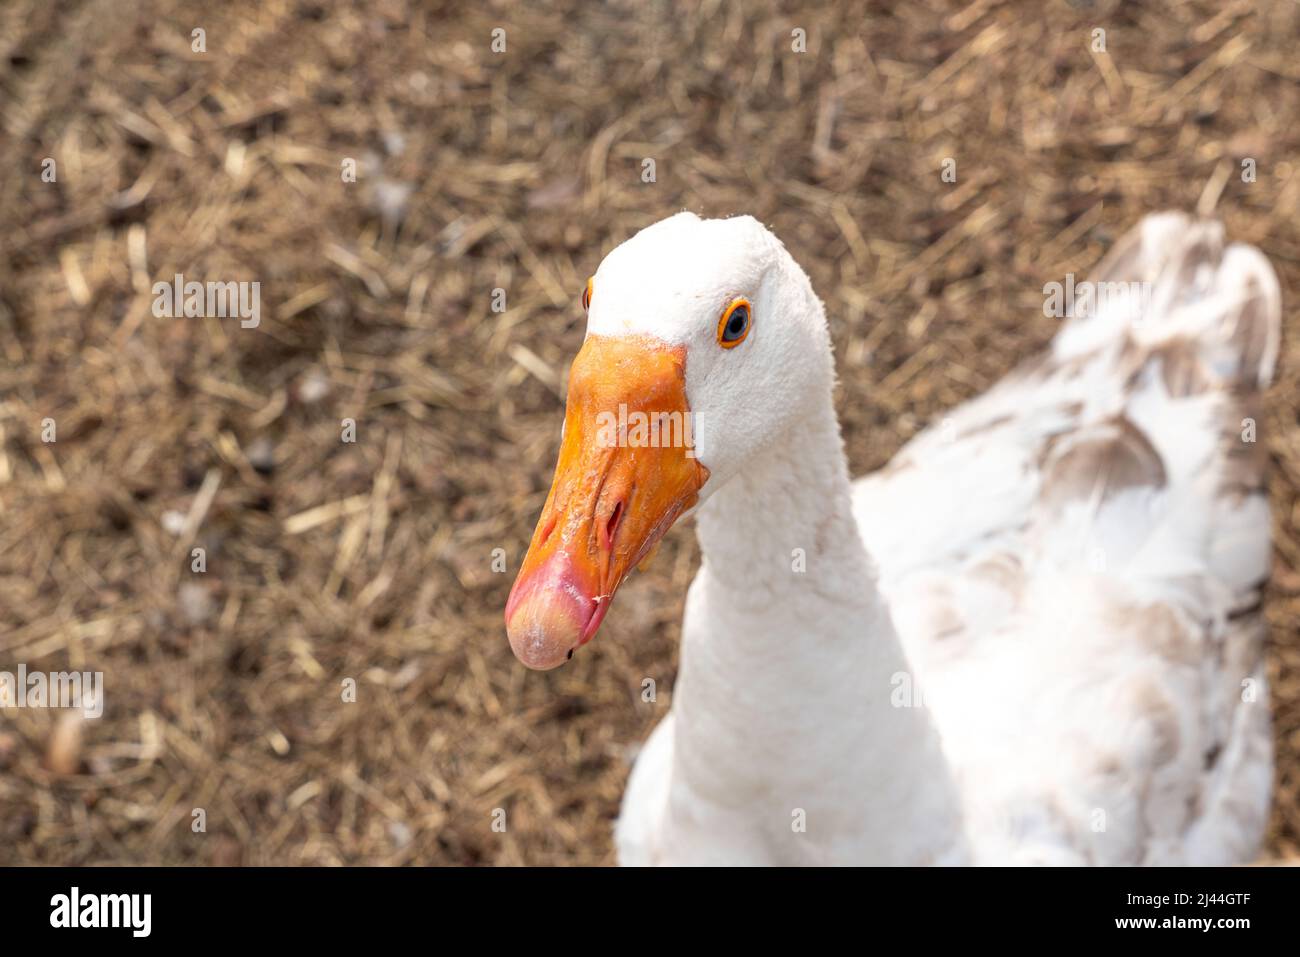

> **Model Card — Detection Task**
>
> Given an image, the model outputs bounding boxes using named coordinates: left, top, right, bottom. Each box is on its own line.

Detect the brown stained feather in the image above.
left=967, top=552, right=1024, bottom=597
left=1113, top=600, right=1200, bottom=667
left=1219, top=408, right=1270, bottom=504
left=952, top=413, right=1015, bottom=443
left=1038, top=415, right=1167, bottom=513
left=922, top=586, right=966, bottom=642
left=1167, top=230, right=1223, bottom=298
left=1230, top=277, right=1276, bottom=392
left=1117, top=333, right=1212, bottom=398
left=1130, top=678, right=1183, bottom=771
left=1153, top=338, right=1214, bottom=397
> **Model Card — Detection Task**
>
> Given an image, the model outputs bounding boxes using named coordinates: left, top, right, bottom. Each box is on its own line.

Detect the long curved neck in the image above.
left=669, top=390, right=967, bottom=864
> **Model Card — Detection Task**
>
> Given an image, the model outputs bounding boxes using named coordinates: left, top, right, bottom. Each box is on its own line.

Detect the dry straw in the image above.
left=0, top=0, right=1296, bottom=864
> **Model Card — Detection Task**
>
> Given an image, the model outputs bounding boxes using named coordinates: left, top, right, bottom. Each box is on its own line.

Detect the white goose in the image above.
left=504, top=211, right=1281, bottom=865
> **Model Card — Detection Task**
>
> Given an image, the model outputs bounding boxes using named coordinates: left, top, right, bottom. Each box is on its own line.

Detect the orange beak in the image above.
left=505, top=334, right=709, bottom=669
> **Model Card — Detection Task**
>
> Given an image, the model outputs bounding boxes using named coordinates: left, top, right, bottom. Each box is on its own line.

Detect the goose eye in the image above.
left=717, top=298, right=752, bottom=348
left=582, top=278, right=593, bottom=311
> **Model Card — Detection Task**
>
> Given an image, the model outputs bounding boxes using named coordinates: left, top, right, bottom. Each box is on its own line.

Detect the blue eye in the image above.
left=718, top=299, right=752, bottom=347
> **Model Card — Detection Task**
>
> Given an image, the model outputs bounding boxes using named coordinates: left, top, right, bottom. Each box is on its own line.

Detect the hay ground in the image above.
left=0, top=0, right=1297, bottom=865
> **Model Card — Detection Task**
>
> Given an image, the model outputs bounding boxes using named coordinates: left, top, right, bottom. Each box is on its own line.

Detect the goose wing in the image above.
left=853, top=212, right=1280, bottom=864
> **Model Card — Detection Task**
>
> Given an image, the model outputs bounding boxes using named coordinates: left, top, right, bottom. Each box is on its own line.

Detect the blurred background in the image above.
left=0, top=0, right=1297, bottom=865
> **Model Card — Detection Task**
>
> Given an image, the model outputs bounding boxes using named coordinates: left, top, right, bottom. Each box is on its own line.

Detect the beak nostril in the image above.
left=538, top=512, right=558, bottom=546
left=603, top=501, right=624, bottom=551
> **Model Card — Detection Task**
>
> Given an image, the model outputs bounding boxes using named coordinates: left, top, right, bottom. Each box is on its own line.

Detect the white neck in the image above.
left=666, top=391, right=968, bottom=864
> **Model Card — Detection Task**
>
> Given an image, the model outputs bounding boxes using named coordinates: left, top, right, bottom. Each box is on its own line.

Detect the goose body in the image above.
left=506, top=211, right=1281, bottom=865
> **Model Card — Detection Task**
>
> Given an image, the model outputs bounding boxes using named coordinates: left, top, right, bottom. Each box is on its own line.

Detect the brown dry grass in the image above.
left=0, top=0, right=1296, bottom=865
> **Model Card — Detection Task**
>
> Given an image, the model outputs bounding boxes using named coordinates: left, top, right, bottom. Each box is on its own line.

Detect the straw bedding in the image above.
left=0, top=0, right=1296, bottom=864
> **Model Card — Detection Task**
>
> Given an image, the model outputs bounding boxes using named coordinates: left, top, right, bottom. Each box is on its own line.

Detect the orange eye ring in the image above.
left=582, top=278, right=593, bottom=311
left=716, top=298, right=752, bottom=348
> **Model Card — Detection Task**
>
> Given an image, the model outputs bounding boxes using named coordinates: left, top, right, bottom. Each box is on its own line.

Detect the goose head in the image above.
left=505, top=212, right=833, bottom=669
